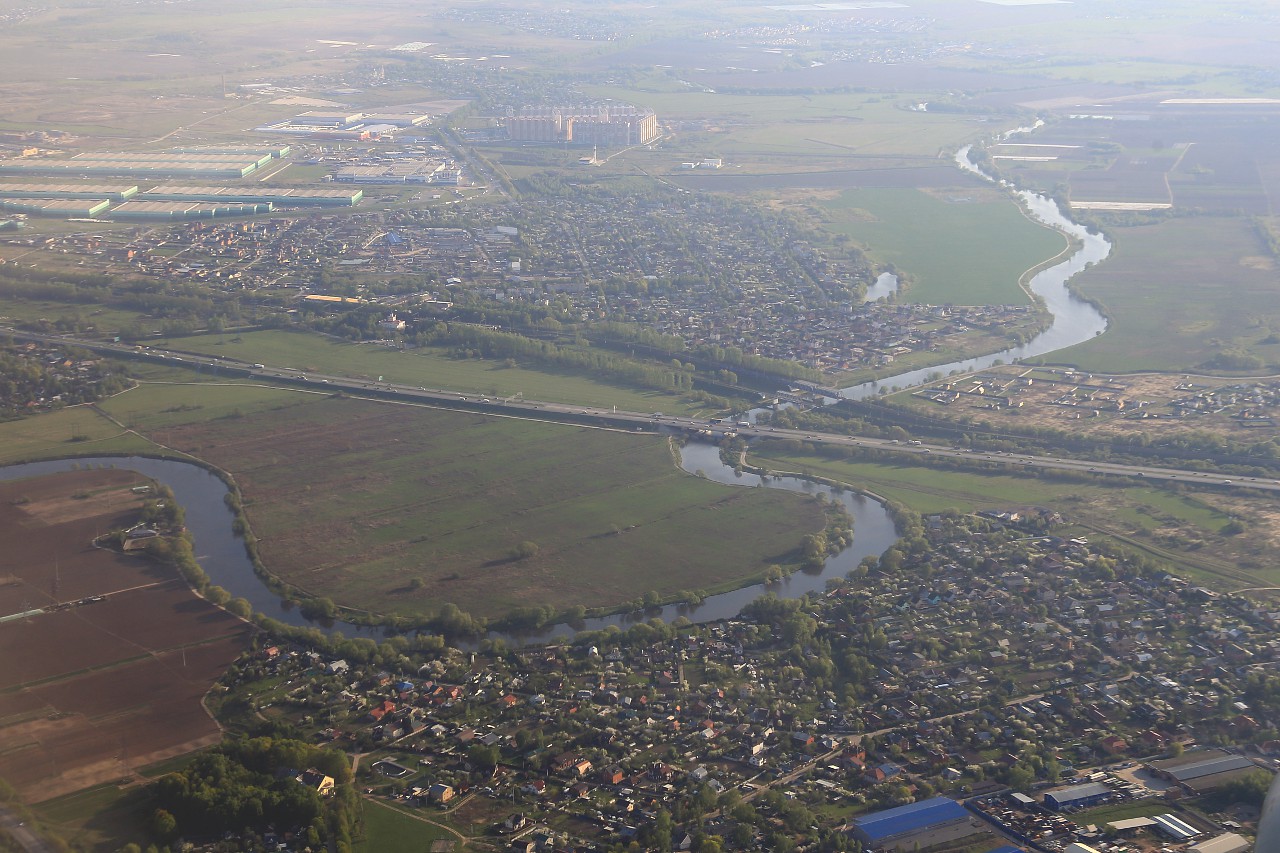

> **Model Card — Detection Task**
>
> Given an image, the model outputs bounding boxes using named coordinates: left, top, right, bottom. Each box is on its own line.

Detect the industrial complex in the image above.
left=255, top=109, right=433, bottom=140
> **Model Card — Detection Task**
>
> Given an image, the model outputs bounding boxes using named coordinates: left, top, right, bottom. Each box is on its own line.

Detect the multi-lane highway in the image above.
left=10, top=328, right=1280, bottom=493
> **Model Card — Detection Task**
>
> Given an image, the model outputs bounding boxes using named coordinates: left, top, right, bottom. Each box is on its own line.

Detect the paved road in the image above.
left=10, top=328, right=1280, bottom=494
left=0, top=804, right=53, bottom=853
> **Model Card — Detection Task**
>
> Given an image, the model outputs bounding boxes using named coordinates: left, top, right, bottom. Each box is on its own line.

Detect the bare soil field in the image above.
left=0, top=470, right=250, bottom=802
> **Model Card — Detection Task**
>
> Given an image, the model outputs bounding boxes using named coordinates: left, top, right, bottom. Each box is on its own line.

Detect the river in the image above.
left=0, top=141, right=1112, bottom=644
left=0, top=448, right=900, bottom=644
left=838, top=145, right=1111, bottom=400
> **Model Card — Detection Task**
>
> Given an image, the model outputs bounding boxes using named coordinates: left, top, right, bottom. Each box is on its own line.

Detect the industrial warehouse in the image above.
left=0, top=181, right=360, bottom=220
left=0, top=197, right=110, bottom=218
left=255, top=109, right=433, bottom=140
left=1042, top=781, right=1115, bottom=811
left=848, top=796, right=978, bottom=850
left=0, top=183, right=139, bottom=201
left=1147, top=749, right=1262, bottom=794
left=0, top=153, right=272, bottom=180
left=140, top=186, right=361, bottom=207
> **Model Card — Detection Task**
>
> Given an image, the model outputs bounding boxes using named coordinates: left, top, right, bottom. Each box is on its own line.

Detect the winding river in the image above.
left=0, top=450, right=899, bottom=643
left=0, top=141, right=1114, bottom=644
left=839, top=146, right=1111, bottom=400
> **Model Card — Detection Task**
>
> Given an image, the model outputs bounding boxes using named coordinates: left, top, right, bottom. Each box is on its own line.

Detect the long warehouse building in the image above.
left=141, top=185, right=362, bottom=207
left=109, top=200, right=272, bottom=220
left=0, top=198, right=111, bottom=217
left=0, top=183, right=139, bottom=201
left=850, top=797, right=973, bottom=849
left=0, top=160, right=260, bottom=179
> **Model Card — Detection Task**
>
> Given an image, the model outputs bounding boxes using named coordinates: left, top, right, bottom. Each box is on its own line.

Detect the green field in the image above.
left=1050, top=216, right=1280, bottom=372
left=31, top=784, right=148, bottom=852
left=99, top=380, right=316, bottom=431
left=120, top=390, right=826, bottom=619
left=166, top=330, right=722, bottom=414
left=818, top=187, right=1067, bottom=306
left=0, top=405, right=156, bottom=465
left=356, top=799, right=460, bottom=853
left=748, top=444, right=1279, bottom=589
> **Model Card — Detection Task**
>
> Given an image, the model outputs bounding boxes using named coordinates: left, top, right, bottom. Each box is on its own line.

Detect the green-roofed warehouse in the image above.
left=110, top=200, right=272, bottom=220
left=0, top=159, right=260, bottom=179
left=142, top=185, right=362, bottom=206
left=0, top=183, right=139, bottom=201
left=170, top=145, right=291, bottom=158
left=0, top=198, right=111, bottom=217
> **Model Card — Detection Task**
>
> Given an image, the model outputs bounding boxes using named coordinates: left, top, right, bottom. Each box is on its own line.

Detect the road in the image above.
left=10, top=328, right=1280, bottom=494
left=0, top=804, right=52, bottom=853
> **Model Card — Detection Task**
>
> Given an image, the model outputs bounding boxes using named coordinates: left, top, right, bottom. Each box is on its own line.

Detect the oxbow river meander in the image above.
left=0, top=148, right=1112, bottom=643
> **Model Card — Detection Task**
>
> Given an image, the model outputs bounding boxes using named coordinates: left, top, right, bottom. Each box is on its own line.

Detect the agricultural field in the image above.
left=127, top=393, right=827, bottom=619
left=0, top=469, right=250, bottom=802
left=747, top=443, right=1280, bottom=591
left=0, top=405, right=155, bottom=466
left=165, top=330, right=723, bottom=414
left=988, top=103, right=1280, bottom=213
left=810, top=186, right=1066, bottom=306
left=1047, top=216, right=1280, bottom=373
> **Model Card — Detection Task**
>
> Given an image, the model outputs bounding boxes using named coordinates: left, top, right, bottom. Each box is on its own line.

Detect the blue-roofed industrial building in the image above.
left=985, top=846, right=1028, bottom=853
left=1043, top=782, right=1113, bottom=811
left=851, top=796, right=971, bottom=847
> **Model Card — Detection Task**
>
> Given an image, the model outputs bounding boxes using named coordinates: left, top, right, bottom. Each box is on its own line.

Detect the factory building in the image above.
left=294, top=111, right=367, bottom=127
left=332, top=162, right=461, bottom=184
left=255, top=111, right=429, bottom=138
left=73, top=151, right=275, bottom=168
left=1147, top=749, right=1260, bottom=793
left=0, top=183, right=139, bottom=201
left=0, top=157, right=262, bottom=179
left=850, top=797, right=973, bottom=849
left=1042, top=782, right=1113, bottom=811
left=170, top=145, right=292, bottom=158
left=141, top=186, right=362, bottom=207
left=109, top=200, right=272, bottom=220
left=0, top=198, right=110, bottom=217
left=505, top=105, right=660, bottom=146
left=1189, top=832, right=1250, bottom=853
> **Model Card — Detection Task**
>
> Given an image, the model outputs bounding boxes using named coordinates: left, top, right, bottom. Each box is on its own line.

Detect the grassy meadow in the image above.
left=0, top=405, right=156, bottom=465
left=817, top=186, right=1067, bottom=306
left=108, top=389, right=826, bottom=619
left=166, top=330, right=725, bottom=414
left=1050, top=216, right=1280, bottom=372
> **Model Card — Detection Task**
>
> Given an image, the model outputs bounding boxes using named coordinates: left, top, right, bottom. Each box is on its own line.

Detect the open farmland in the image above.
left=134, top=394, right=826, bottom=619
left=812, top=186, right=1066, bottom=306
left=165, top=330, right=719, bottom=415
left=0, top=469, right=250, bottom=802
left=1046, top=216, right=1280, bottom=372
left=992, top=104, right=1280, bottom=215
left=0, top=405, right=154, bottom=466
